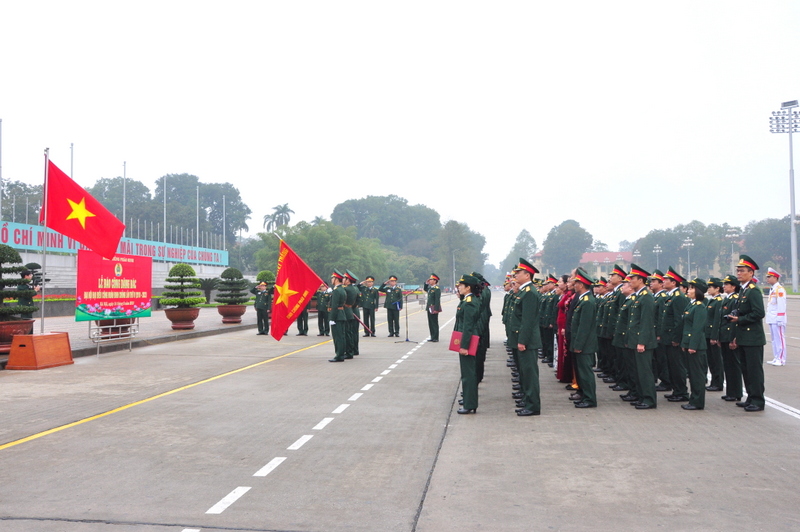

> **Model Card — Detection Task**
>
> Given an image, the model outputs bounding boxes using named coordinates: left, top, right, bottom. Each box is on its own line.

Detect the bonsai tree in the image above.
left=214, top=267, right=250, bottom=306
left=0, top=244, right=37, bottom=320
left=198, top=277, right=219, bottom=304
left=161, top=263, right=205, bottom=308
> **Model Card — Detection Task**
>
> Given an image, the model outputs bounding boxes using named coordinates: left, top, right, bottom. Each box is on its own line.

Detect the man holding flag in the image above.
left=269, top=240, right=325, bottom=341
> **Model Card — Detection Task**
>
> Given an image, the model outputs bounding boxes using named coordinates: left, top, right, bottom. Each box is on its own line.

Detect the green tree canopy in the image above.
left=541, top=220, right=593, bottom=275
left=499, top=229, right=538, bottom=275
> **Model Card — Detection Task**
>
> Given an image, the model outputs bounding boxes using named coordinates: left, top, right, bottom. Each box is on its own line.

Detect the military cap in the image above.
left=610, top=264, right=627, bottom=278
left=365, top=275, right=375, bottom=281
left=388, top=275, right=398, bottom=281
left=574, top=267, right=595, bottom=287
left=708, top=277, right=723, bottom=288
left=737, top=255, right=759, bottom=271
left=649, top=269, right=664, bottom=282
left=597, top=276, right=608, bottom=287
left=345, top=269, right=359, bottom=283
left=722, top=274, right=737, bottom=285
left=664, top=266, right=686, bottom=284
left=513, top=258, right=539, bottom=276
left=767, top=267, right=781, bottom=279
left=545, top=274, right=558, bottom=285
left=628, top=263, right=650, bottom=279
left=429, top=273, right=440, bottom=282
left=331, top=269, right=344, bottom=280
left=458, top=274, right=480, bottom=286
left=689, top=278, right=708, bottom=292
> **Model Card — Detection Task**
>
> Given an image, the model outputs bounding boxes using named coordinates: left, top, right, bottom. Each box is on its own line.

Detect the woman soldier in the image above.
left=454, top=274, right=483, bottom=414
left=719, top=274, right=743, bottom=402
left=681, top=278, right=708, bottom=411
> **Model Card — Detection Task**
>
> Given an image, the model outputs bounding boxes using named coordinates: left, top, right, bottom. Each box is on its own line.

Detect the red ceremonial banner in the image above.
left=75, top=250, right=152, bottom=321
left=270, top=241, right=324, bottom=340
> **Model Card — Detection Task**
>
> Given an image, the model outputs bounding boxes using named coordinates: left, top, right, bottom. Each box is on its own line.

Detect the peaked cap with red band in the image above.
left=610, top=264, right=627, bottom=278
left=514, top=258, right=539, bottom=276
left=737, top=255, right=759, bottom=271
left=649, top=269, right=665, bottom=282
left=331, top=269, right=344, bottom=280
left=664, top=266, right=686, bottom=284
left=628, top=263, right=650, bottom=279
left=767, top=267, right=780, bottom=278
left=574, top=267, right=594, bottom=287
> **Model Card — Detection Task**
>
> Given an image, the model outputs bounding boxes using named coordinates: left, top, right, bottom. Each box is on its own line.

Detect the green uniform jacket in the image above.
left=250, top=287, right=271, bottom=310
left=603, top=285, right=625, bottom=339
left=328, top=285, right=347, bottom=322
left=627, top=288, right=657, bottom=350
left=502, top=291, right=513, bottom=325
left=681, top=300, right=707, bottom=350
left=571, top=292, right=598, bottom=354
left=425, top=284, right=442, bottom=312
left=653, top=289, right=667, bottom=340
left=508, top=283, right=542, bottom=349
left=343, top=284, right=358, bottom=320
left=705, top=295, right=723, bottom=341
left=318, top=288, right=332, bottom=313
left=455, top=293, right=481, bottom=347
left=595, top=293, right=607, bottom=337
left=662, top=288, right=689, bottom=345
left=378, top=283, right=403, bottom=310
left=359, top=286, right=380, bottom=309
left=718, top=293, right=739, bottom=343
left=734, top=282, right=766, bottom=346
left=613, top=296, right=632, bottom=349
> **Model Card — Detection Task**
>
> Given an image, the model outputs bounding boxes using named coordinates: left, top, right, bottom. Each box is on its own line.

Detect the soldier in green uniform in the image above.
left=705, top=278, right=725, bottom=391
left=612, top=279, right=634, bottom=397
left=662, top=267, right=690, bottom=403
left=649, top=270, right=672, bottom=392
left=423, top=273, right=442, bottom=342
left=359, top=276, right=379, bottom=337
left=454, top=274, right=483, bottom=414
left=604, top=264, right=628, bottom=387
left=341, top=271, right=358, bottom=358
left=379, top=276, right=403, bottom=337
left=571, top=268, right=598, bottom=408
left=730, top=255, right=767, bottom=412
left=719, top=274, right=743, bottom=401
left=250, top=281, right=271, bottom=335
left=295, top=301, right=309, bottom=336
left=328, top=270, right=348, bottom=362
left=681, top=278, right=708, bottom=410
left=470, top=272, right=491, bottom=382
left=316, top=284, right=331, bottom=336
left=539, top=275, right=557, bottom=366
left=627, top=264, right=658, bottom=410
left=510, top=258, right=542, bottom=417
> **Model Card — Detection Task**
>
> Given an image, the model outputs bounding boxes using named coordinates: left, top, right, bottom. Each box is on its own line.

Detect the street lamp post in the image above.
left=770, top=99, right=800, bottom=292
left=653, top=245, right=662, bottom=270
left=683, top=237, right=694, bottom=278
left=452, top=249, right=460, bottom=291
left=726, top=227, right=740, bottom=273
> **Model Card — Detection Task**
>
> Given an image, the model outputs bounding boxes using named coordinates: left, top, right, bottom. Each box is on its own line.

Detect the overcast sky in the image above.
left=1, top=1, right=799, bottom=265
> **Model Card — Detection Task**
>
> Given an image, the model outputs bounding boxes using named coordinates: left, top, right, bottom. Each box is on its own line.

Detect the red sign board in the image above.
left=75, top=250, right=153, bottom=322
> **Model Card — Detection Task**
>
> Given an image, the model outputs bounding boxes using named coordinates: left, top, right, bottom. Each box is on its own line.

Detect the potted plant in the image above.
left=0, top=244, right=38, bottom=353
left=160, top=263, right=206, bottom=330
left=214, top=267, right=249, bottom=323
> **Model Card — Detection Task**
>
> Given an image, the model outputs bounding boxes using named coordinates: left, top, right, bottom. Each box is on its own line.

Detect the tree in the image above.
left=87, top=177, right=154, bottom=231
left=499, top=229, right=538, bottom=275
left=743, top=216, right=795, bottom=274
left=541, top=220, right=593, bottom=275
left=264, top=203, right=295, bottom=232
left=591, top=240, right=609, bottom=252
left=433, top=220, right=487, bottom=287
left=1, top=181, right=42, bottom=224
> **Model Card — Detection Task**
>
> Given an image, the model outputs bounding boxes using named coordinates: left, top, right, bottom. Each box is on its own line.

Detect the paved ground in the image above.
left=0, top=294, right=799, bottom=531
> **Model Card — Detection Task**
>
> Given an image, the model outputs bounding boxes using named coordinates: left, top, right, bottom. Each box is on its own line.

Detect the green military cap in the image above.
left=345, top=269, right=359, bottom=283
left=664, top=266, right=686, bottom=284
left=650, top=269, right=664, bottom=282
left=597, top=276, right=608, bottom=287
left=722, top=274, right=738, bottom=285
left=513, top=258, right=539, bottom=276
left=737, top=255, right=759, bottom=271
left=331, top=269, right=344, bottom=280
left=610, top=264, right=627, bottom=278
left=429, top=273, right=440, bottom=282
left=628, top=263, right=650, bottom=279
left=365, top=275, right=375, bottom=281
left=689, top=278, right=708, bottom=292
left=388, top=275, right=398, bottom=281
left=574, top=267, right=595, bottom=287
left=708, top=277, right=723, bottom=288
left=458, top=274, right=480, bottom=286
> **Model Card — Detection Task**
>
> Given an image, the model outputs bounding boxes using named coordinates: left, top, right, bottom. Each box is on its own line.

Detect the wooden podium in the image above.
left=5, top=332, right=73, bottom=370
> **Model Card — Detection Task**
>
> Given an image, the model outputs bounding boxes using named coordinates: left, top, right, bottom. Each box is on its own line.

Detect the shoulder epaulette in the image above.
left=581, top=295, right=589, bottom=301
left=465, top=295, right=472, bottom=302
left=524, top=286, right=530, bottom=292
left=748, top=283, right=756, bottom=289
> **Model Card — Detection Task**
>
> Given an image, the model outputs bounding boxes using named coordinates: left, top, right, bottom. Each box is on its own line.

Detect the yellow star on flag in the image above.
left=274, top=278, right=298, bottom=307
left=65, top=197, right=96, bottom=229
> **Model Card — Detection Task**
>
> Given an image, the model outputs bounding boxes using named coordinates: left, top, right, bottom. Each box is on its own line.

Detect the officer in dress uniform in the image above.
left=328, top=270, right=347, bottom=362
left=719, top=274, right=743, bottom=401
left=510, top=258, right=543, bottom=417
left=423, top=273, right=442, bottom=342
left=250, top=281, right=271, bottom=335
left=379, top=276, right=403, bottom=337
left=766, top=267, right=787, bottom=366
left=649, top=270, right=671, bottom=391
left=571, top=268, right=598, bottom=409
left=626, top=264, right=658, bottom=410
left=705, top=278, right=725, bottom=390
left=359, top=276, right=379, bottom=337
left=345, top=270, right=362, bottom=357
left=681, top=278, right=709, bottom=410
left=316, top=284, right=331, bottom=336
left=730, top=255, right=767, bottom=412
left=662, top=267, right=690, bottom=403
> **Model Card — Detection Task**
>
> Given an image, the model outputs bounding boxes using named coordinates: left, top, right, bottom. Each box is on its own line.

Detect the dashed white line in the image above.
left=402, top=355, right=409, bottom=359
left=253, top=457, right=286, bottom=477
left=372, top=376, right=383, bottom=383
left=288, top=435, right=313, bottom=450
left=313, top=418, right=334, bottom=430
left=361, top=384, right=374, bottom=391
left=183, top=529, right=201, bottom=532
left=395, top=359, right=404, bottom=364
left=332, top=404, right=350, bottom=413
left=766, top=397, right=800, bottom=420
left=206, top=486, right=251, bottom=514
left=380, top=370, right=391, bottom=375
left=389, top=364, right=398, bottom=369
left=348, top=393, right=363, bottom=401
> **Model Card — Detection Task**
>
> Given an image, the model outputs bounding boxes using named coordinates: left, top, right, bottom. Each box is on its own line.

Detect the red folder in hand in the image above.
left=449, top=331, right=479, bottom=356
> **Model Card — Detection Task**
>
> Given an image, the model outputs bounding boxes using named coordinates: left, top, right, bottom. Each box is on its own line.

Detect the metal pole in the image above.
left=41, top=149, right=50, bottom=334
left=0, top=118, right=3, bottom=219
left=122, top=161, right=126, bottom=237
left=196, top=185, right=200, bottom=248
left=790, top=124, right=798, bottom=292
left=70, top=143, right=73, bottom=178
left=163, top=176, right=167, bottom=243
left=222, top=194, right=226, bottom=251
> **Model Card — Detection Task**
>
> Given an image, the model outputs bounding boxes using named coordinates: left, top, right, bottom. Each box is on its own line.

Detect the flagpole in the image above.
left=40, top=148, right=50, bottom=334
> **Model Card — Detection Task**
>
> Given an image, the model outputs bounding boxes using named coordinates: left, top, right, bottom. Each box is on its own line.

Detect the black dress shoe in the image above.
left=512, top=392, right=524, bottom=399
left=565, top=384, right=576, bottom=390
left=603, top=378, right=616, bottom=383
left=744, top=404, right=764, bottom=412
left=457, top=408, right=476, bottom=414
left=516, top=409, right=540, bottom=416
left=705, top=386, right=723, bottom=392
left=635, top=403, right=656, bottom=410
left=328, top=358, right=344, bottom=362
left=363, top=334, right=371, bottom=337
left=630, top=401, right=644, bottom=406
left=610, top=385, right=627, bottom=392
left=515, top=401, right=525, bottom=407
left=592, top=368, right=603, bottom=372
left=512, top=384, right=521, bottom=390
left=511, top=372, right=519, bottom=378
left=430, top=339, right=438, bottom=342
left=511, top=377, right=520, bottom=383
left=681, top=404, right=703, bottom=410
left=655, top=385, right=672, bottom=392
left=735, top=401, right=749, bottom=407
left=547, top=363, right=554, bottom=368
left=458, top=399, right=464, bottom=405
left=721, top=395, right=741, bottom=402
left=664, top=394, right=675, bottom=399
left=318, top=334, right=326, bottom=336
left=569, top=393, right=584, bottom=401
left=574, top=402, right=596, bottom=408
left=597, top=373, right=609, bottom=379
left=667, top=396, right=689, bottom=402
left=620, top=395, right=639, bottom=402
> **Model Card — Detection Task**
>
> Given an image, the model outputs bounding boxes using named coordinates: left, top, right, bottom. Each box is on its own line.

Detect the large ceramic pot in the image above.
left=0, top=319, right=35, bottom=353
left=164, top=307, right=201, bottom=330
left=217, top=304, right=246, bottom=324
left=95, top=318, right=135, bottom=339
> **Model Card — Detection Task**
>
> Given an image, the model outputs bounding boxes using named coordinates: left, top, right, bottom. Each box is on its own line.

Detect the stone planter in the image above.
left=0, top=319, right=35, bottom=354
left=164, top=307, right=201, bottom=330
left=217, top=304, right=247, bottom=324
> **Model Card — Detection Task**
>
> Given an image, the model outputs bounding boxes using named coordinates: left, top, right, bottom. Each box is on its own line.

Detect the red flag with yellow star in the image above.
left=270, top=240, right=324, bottom=341
left=40, top=160, right=125, bottom=260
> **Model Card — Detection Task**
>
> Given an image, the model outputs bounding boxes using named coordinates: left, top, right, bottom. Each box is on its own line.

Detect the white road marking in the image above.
left=287, top=435, right=313, bottom=450
left=313, top=418, right=334, bottom=430
left=183, top=529, right=201, bottom=532
left=253, top=457, right=286, bottom=477
left=402, top=355, right=409, bottom=359
left=332, top=404, right=350, bottom=413
left=348, top=393, right=363, bottom=401
left=389, top=364, right=398, bottom=368
left=361, top=384, right=374, bottom=391
left=766, top=397, right=800, bottom=420
left=206, top=486, right=251, bottom=514
left=381, top=370, right=391, bottom=375
left=395, top=359, right=404, bottom=363
left=372, top=376, right=383, bottom=383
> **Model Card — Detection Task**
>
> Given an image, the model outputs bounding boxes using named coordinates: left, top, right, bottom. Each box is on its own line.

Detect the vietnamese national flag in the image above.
left=270, top=240, right=325, bottom=341
left=40, top=160, right=125, bottom=259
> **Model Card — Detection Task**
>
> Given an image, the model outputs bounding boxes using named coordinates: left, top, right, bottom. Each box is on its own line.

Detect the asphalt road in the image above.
left=1, top=293, right=799, bottom=532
